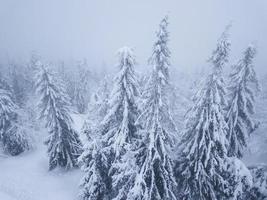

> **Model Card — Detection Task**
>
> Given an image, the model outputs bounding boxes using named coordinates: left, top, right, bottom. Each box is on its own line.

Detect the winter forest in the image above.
left=1, top=1, right=267, bottom=200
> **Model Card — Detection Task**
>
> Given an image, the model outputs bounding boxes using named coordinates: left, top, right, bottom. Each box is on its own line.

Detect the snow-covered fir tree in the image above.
left=78, top=80, right=111, bottom=200
left=122, top=16, right=178, bottom=200
left=100, top=46, right=139, bottom=160
left=0, top=78, right=30, bottom=156
left=73, top=82, right=87, bottom=114
left=226, top=45, right=260, bottom=158
left=35, top=63, right=82, bottom=170
left=246, top=165, right=267, bottom=200
left=78, top=78, right=111, bottom=200
left=110, top=144, right=140, bottom=200
left=8, top=64, right=31, bottom=107
left=79, top=134, right=110, bottom=200
left=79, top=46, right=140, bottom=200
left=228, top=157, right=253, bottom=200
left=175, top=28, right=234, bottom=200
left=57, top=62, right=76, bottom=103
left=27, top=53, right=43, bottom=89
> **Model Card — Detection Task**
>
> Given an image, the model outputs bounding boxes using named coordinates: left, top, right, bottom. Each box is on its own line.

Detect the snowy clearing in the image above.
left=0, top=144, right=82, bottom=200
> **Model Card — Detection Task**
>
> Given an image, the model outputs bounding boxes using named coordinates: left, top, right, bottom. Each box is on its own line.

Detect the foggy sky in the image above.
left=0, top=0, right=267, bottom=74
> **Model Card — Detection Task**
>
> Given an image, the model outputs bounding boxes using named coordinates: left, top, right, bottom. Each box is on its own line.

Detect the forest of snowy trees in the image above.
left=0, top=16, right=267, bottom=200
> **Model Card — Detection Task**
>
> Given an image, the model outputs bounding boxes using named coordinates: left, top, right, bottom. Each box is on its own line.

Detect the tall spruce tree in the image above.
left=79, top=47, right=139, bottom=200
left=226, top=45, right=260, bottom=158
left=35, top=63, right=82, bottom=170
left=176, top=28, right=233, bottom=200
left=78, top=78, right=111, bottom=200
left=100, top=46, right=139, bottom=160
left=0, top=78, right=30, bottom=155
left=122, top=16, right=178, bottom=200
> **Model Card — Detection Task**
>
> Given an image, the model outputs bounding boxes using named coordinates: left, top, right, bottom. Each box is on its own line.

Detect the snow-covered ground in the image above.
left=0, top=144, right=83, bottom=200
left=0, top=109, right=266, bottom=200
left=0, top=113, right=86, bottom=200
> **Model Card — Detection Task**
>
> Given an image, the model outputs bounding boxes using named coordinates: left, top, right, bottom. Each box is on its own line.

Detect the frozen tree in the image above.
left=228, top=157, right=253, bottom=200
left=121, top=16, right=178, bottom=200
left=79, top=77, right=111, bottom=199
left=73, top=82, right=87, bottom=114
left=35, top=64, right=82, bottom=170
left=138, top=74, right=149, bottom=96
left=79, top=47, right=140, bottom=200
left=57, top=62, right=77, bottom=108
left=110, top=144, right=140, bottom=200
left=246, top=165, right=267, bottom=200
left=226, top=45, right=260, bottom=158
left=100, top=46, right=139, bottom=160
left=79, top=135, right=110, bottom=200
left=78, top=79, right=111, bottom=200
left=0, top=79, right=30, bottom=156
left=73, top=61, right=91, bottom=113
left=73, top=60, right=99, bottom=114
left=175, top=28, right=234, bottom=200
left=8, top=63, right=32, bottom=107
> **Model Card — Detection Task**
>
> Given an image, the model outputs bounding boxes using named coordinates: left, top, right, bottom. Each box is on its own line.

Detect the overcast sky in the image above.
left=0, top=0, right=266, bottom=74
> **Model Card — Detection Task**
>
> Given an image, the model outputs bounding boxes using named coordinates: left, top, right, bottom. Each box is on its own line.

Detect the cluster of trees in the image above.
left=0, top=53, right=101, bottom=160
left=78, top=17, right=265, bottom=200
left=35, top=64, right=83, bottom=170
left=0, top=15, right=266, bottom=199
left=0, top=66, right=32, bottom=156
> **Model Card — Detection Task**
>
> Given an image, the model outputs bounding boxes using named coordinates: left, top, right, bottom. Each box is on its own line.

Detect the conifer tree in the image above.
left=79, top=134, right=109, bottom=200
left=92, top=77, right=110, bottom=121
left=122, top=16, right=178, bottom=200
left=226, top=45, right=260, bottom=158
left=8, top=64, right=31, bottom=107
left=35, top=64, right=82, bottom=170
left=101, top=46, right=139, bottom=160
left=79, top=97, right=111, bottom=200
left=176, top=28, right=233, bottom=200
left=246, top=165, right=267, bottom=200
left=73, top=62, right=91, bottom=114
left=79, top=47, right=139, bottom=200
left=73, top=83, right=86, bottom=114
left=0, top=78, right=30, bottom=155
left=228, top=157, right=253, bottom=200
left=79, top=78, right=111, bottom=200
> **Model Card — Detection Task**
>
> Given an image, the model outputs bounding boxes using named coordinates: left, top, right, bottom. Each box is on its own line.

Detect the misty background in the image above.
left=0, top=1, right=267, bottom=200
left=0, top=0, right=267, bottom=74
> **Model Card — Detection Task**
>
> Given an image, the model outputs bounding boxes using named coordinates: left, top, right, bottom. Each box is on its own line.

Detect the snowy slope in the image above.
left=0, top=101, right=265, bottom=200
left=0, top=113, right=86, bottom=200
left=0, top=145, right=82, bottom=200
